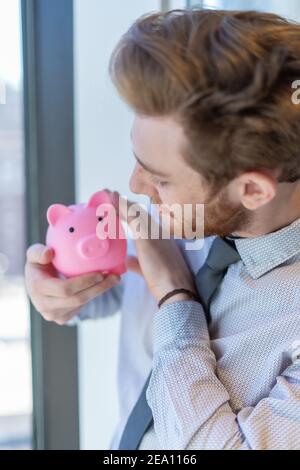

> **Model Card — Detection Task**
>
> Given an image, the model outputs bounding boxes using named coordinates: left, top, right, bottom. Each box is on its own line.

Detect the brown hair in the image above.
left=109, top=8, right=300, bottom=190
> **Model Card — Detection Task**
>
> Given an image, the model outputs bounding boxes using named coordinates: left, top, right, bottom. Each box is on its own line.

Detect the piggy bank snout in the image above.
left=78, top=234, right=110, bottom=259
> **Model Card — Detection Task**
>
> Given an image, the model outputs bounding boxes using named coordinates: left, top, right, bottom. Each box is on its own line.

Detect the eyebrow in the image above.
left=132, top=150, right=170, bottom=178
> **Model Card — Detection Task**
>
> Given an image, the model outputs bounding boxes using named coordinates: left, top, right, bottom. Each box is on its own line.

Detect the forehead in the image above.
left=131, top=115, right=187, bottom=155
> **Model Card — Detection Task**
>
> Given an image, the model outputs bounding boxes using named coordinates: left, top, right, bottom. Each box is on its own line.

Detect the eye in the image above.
left=149, top=174, right=169, bottom=189
left=69, top=227, right=75, bottom=233
left=157, top=181, right=168, bottom=188
left=98, top=216, right=104, bottom=221
left=155, top=180, right=168, bottom=189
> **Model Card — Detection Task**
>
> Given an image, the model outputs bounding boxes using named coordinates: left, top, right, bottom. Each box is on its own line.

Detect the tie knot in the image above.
left=206, top=236, right=241, bottom=272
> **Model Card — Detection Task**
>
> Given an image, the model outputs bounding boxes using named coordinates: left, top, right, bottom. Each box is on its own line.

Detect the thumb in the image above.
left=126, top=255, right=143, bottom=277
left=26, top=243, right=54, bottom=265
left=103, top=189, right=151, bottom=237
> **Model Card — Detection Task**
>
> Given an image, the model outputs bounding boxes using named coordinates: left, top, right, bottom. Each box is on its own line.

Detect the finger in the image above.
left=59, top=306, right=83, bottom=325
left=104, top=191, right=152, bottom=238
left=66, top=274, right=121, bottom=307
left=110, top=192, right=134, bottom=222
left=37, top=271, right=106, bottom=297
left=118, top=197, right=154, bottom=240
left=101, top=189, right=137, bottom=228
left=126, top=255, right=143, bottom=277
left=39, top=274, right=120, bottom=312
left=26, top=244, right=54, bottom=265
left=43, top=306, right=83, bottom=325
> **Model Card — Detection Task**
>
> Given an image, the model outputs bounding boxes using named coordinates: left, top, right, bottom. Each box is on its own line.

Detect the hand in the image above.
left=107, top=190, right=197, bottom=302
left=24, top=243, right=120, bottom=325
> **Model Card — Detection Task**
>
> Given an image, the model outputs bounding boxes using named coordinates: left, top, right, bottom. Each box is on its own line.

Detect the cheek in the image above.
left=157, top=185, right=205, bottom=225
left=157, top=184, right=184, bottom=205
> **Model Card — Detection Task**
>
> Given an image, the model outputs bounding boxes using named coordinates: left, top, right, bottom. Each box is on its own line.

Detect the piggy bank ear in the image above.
left=47, top=204, right=71, bottom=226
left=87, top=190, right=112, bottom=209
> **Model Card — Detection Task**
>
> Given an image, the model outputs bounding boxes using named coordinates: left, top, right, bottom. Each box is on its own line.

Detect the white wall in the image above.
left=74, top=0, right=161, bottom=450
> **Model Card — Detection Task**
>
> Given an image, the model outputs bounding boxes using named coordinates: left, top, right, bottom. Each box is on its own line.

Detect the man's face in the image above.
left=129, top=114, right=252, bottom=238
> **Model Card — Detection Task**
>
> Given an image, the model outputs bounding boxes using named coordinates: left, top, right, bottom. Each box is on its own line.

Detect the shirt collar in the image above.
left=226, top=217, right=300, bottom=280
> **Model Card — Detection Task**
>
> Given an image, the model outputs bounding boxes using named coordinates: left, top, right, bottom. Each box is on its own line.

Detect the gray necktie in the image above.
left=195, top=236, right=241, bottom=322
left=118, top=236, right=241, bottom=450
left=118, top=373, right=153, bottom=450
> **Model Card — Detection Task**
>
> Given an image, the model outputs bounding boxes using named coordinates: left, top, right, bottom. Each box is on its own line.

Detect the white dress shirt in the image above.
left=71, top=217, right=300, bottom=449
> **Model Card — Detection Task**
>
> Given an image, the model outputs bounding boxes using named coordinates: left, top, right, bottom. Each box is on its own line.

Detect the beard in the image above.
left=201, top=184, right=252, bottom=237
left=150, top=185, right=252, bottom=239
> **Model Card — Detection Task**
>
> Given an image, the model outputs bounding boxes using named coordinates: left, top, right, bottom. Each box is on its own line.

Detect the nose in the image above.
left=78, top=234, right=110, bottom=259
left=129, top=163, right=157, bottom=198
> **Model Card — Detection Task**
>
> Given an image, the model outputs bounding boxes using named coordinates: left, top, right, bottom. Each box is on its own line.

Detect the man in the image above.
left=25, top=8, right=300, bottom=449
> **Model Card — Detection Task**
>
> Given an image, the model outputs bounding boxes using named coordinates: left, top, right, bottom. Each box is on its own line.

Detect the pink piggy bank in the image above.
left=46, top=190, right=127, bottom=278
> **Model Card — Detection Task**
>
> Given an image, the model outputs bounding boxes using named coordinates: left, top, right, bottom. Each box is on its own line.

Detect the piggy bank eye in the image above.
left=98, top=216, right=104, bottom=222
left=69, top=227, right=75, bottom=233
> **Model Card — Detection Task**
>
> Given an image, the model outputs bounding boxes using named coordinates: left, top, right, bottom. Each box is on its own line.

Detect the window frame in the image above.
left=21, top=0, right=79, bottom=450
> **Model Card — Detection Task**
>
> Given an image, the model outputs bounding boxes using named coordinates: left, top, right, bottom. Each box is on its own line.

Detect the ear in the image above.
left=47, top=204, right=71, bottom=226
left=87, top=190, right=112, bottom=209
left=236, top=171, right=278, bottom=210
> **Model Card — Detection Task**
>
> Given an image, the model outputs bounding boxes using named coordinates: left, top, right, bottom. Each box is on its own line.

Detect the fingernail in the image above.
left=42, top=247, right=51, bottom=258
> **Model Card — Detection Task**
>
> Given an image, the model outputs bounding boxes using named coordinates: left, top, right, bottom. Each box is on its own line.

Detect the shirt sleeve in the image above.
left=66, top=279, right=124, bottom=325
left=146, top=300, right=300, bottom=450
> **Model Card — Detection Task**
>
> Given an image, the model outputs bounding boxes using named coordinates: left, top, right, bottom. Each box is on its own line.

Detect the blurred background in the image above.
left=0, top=0, right=299, bottom=450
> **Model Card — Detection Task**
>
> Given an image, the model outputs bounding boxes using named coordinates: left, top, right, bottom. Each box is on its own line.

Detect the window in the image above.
left=188, top=0, right=300, bottom=21
left=0, top=0, right=32, bottom=449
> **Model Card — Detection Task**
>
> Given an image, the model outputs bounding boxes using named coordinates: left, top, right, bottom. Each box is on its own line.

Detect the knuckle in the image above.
left=26, top=243, right=43, bottom=262
left=41, top=310, right=55, bottom=322
left=104, top=277, right=118, bottom=289
left=74, top=292, right=89, bottom=306
left=62, top=284, right=74, bottom=297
